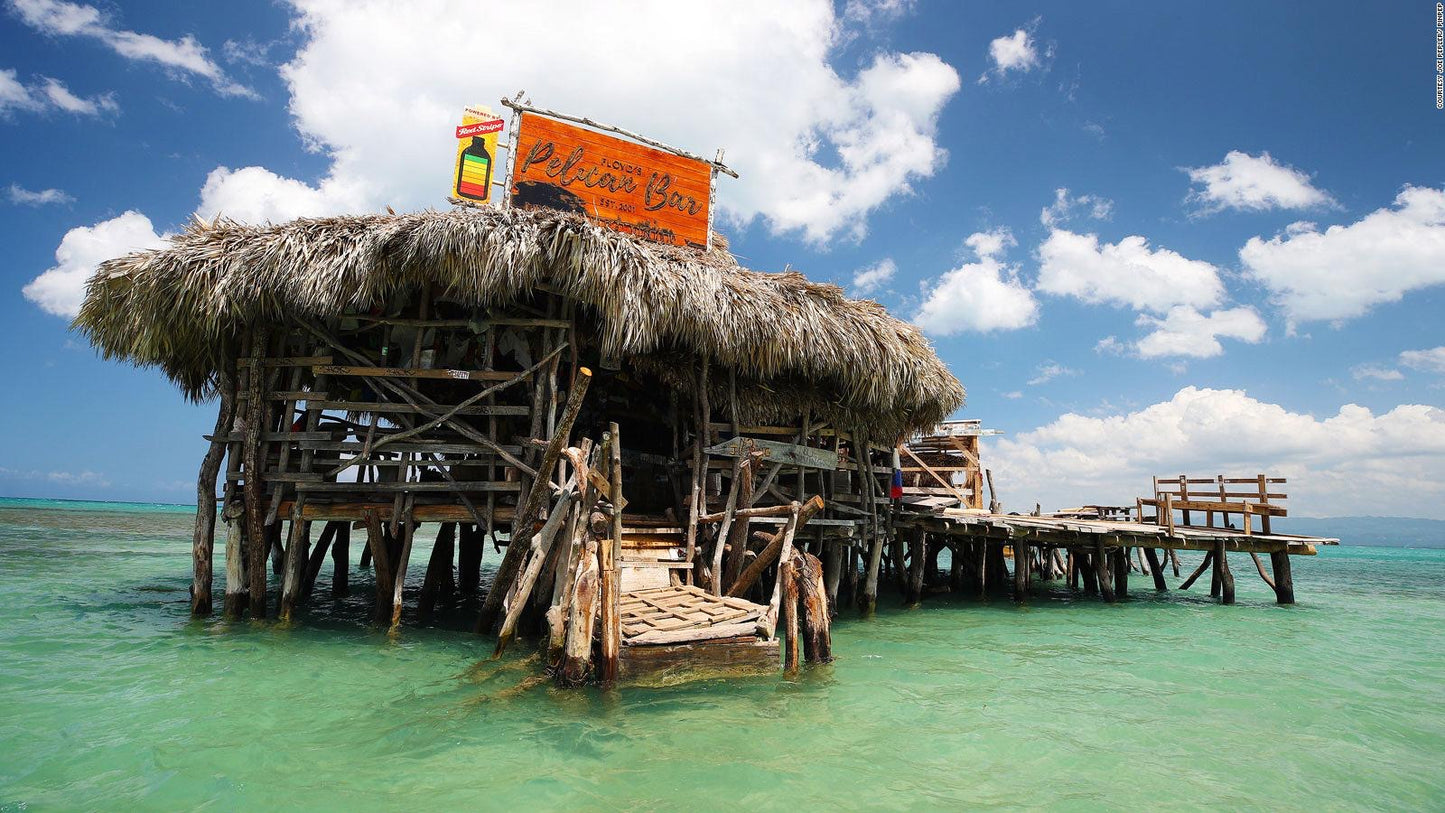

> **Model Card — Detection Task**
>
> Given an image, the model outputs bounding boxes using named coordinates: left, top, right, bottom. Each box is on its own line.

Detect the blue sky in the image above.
left=1, top=0, right=1442, bottom=517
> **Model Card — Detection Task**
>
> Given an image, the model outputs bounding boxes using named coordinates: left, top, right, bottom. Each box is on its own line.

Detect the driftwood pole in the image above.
left=727, top=495, right=825, bottom=598
left=477, top=368, right=592, bottom=634
left=859, top=433, right=885, bottom=614
left=330, top=521, right=350, bottom=597
left=494, top=489, right=576, bottom=656
left=907, top=527, right=926, bottom=606
left=418, top=522, right=457, bottom=615
left=683, top=361, right=708, bottom=585
left=1113, top=545, right=1129, bottom=599
left=560, top=534, right=600, bottom=686
left=1012, top=537, right=1028, bottom=603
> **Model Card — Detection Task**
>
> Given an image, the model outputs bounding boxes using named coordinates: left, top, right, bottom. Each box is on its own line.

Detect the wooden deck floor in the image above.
left=899, top=509, right=1338, bottom=555
left=620, top=585, right=767, bottom=646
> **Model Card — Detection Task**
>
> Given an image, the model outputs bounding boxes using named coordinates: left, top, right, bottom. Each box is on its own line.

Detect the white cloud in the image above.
left=987, top=387, right=1445, bottom=518
left=978, top=26, right=1041, bottom=83
left=850, top=257, right=896, bottom=296
left=1002, top=390, right=1023, bottom=400
left=1039, top=187, right=1113, bottom=227
left=1352, top=364, right=1404, bottom=382
left=7, top=183, right=74, bottom=205
left=0, top=67, right=115, bottom=116
left=22, top=211, right=167, bottom=317
left=1240, top=186, right=1445, bottom=324
left=1400, top=346, right=1445, bottom=374
left=1027, top=361, right=1077, bottom=386
left=913, top=228, right=1038, bottom=335
left=9, top=0, right=255, bottom=98
left=842, top=0, right=915, bottom=25
left=1183, top=150, right=1334, bottom=215
left=191, top=0, right=959, bottom=244
left=1036, top=228, right=1225, bottom=314
left=1133, top=305, right=1267, bottom=359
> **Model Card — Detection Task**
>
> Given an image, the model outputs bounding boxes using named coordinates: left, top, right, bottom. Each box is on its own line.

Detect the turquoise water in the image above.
left=1, top=499, right=1441, bottom=811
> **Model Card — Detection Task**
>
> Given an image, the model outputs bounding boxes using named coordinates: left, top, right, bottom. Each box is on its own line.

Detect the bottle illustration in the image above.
left=456, top=136, right=492, bottom=201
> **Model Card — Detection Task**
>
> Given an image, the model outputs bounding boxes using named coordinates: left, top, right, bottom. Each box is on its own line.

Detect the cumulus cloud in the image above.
left=1240, top=186, right=1445, bottom=324
left=7, top=183, right=74, bottom=205
left=1133, top=305, right=1267, bottom=359
left=1039, top=187, right=1112, bottom=227
left=22, top=211, right=167, bottom=317
left=1400, top=346, right=1445, bottom=374
left=913, top=228, right=1038, bottom=335
left=978, top=24, right=1045, bottom=83
left=0, top=67, right=116, bottom=115
left=986, top=387, right=1445, bottom=518
left=0, top=466, right=110, bottom=487
left=191, top=0, right=959, bottom=244
left=842, top=0, right=915, bottom=25
left=1036, top=228, right=1225, bottom=314
left=1184, top=150, right=1334, bottom=215
left=850, top=257, right=896, bottom=296
left=9, top=0, right=255, bottom=98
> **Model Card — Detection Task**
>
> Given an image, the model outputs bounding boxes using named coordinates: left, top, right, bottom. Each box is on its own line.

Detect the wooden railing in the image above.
left=1137, top=474, right=1287, bottom=536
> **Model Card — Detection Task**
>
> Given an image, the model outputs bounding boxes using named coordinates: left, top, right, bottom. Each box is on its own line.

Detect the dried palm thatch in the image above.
left=77, top=206, right=963, bottom=440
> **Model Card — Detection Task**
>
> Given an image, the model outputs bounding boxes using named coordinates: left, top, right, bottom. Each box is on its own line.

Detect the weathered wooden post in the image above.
left=1142, top=547, right=1168, bottom=591
left=599, top=422, right=625, bottom=685
left=1113, top=545, right=1129, bottom=599
left=1269, top=550, right=1295, bottom=604
left=906, top=527, right=926, bottom=605
left=191, top=363, right=236, bottom=616
left=1013, top=537, right=1028, bottom=603
left=782, top=553, right=801, bottom=672
left=242, top=324, right=269, bottom=620
left=330, top=521, right=350, bottom=597
left=418, top=522, right=457, bottom=615
left=1179, top=551, right=1213, bottom=590
left=1215, top=542, right=1235, bottom=604
left=1094, top=541, right=1116, bottom=603
left=795, top=550, right=833, bottom=663
left=458, top=524, right=482, bottom=594
left=560, top=534, right=600, bottom=687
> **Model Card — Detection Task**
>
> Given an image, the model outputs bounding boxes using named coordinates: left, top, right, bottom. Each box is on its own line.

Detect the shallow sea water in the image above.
left=1, top=498, right=1441, bottom=811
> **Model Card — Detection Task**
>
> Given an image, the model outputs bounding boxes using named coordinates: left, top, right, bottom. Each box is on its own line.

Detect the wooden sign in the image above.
left=452, top=106, right=505, bottom=204
left=510, top=112, right=712, bottom=248
left=707, top=437, right=840, bottom=470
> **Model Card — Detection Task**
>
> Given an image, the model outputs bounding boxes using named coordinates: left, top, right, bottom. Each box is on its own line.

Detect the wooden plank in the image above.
left=307, top=400, right=529, bottom=417
left=706, top=437, right=839, bottom=470
left=238, top=356, right=332, bottom=368
left=295, top=481, right=520, bottom=493
left=314, top=364, right=519, bottom=382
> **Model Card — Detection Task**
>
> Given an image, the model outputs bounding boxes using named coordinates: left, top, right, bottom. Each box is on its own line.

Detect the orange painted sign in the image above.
left=509, top=113, right=712, bottom=248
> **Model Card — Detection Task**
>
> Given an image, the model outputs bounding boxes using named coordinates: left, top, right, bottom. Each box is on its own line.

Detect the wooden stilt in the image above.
left=242, top=325, right=269, bottom=619
left=1216, top=542, right=1235, bottom=605
left=600, top=422, right=624, bottom=685
left=860, top=434, right=884, bottom=615
left=823, top=540, right=843, bottom=612
left=279, top=504, right=311, bottom=622
left=1143, top=546, right=1168, bottom=591
left=1114, top=545, right=1129, bottom=599
left=1269, top=550, right=1295, bottom=604
left=364, top=510, right=395, bottom=625
left=1095, top=542, right=1116, bottom=603
left=191, top=364, right=236, bottom=616
left=1179, top=551, right=1213, bottom=590
left=906, top=528, right=926, bottom=606
left=1169, top=548, right=1182, bottom=576
left=971, top=541, right=987, bottom=598
left=1210, top=547, right=1223, bottom=598
left=795, top=550, right=832, bottom=663
left=1013, top=538, right=1028, bottom=603
left=458, top=523, right=482, bottom=593
left=782, top=553, right=801, bottom=672
left=1067, top=548, right=1078, bottom=590
left=390, top=505, right=416, bottom=629
left=418, top=522, right=457, bottom=615
left=683, top=361, right=708, bottom=585
left=301, top=520, right=339, bottom=601
left=223, top=519, right=246, bottom=618
left=729, top=496, right=824, bottom=598
left=330, top=521, right=350, bottom=597
left=494, top=490, right=576, bottom=656
left=1079, top=550, right=1099, bottom=594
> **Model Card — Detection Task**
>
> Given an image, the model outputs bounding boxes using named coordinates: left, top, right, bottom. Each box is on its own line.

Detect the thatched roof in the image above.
left=77, top=206, right=963, bottom=440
